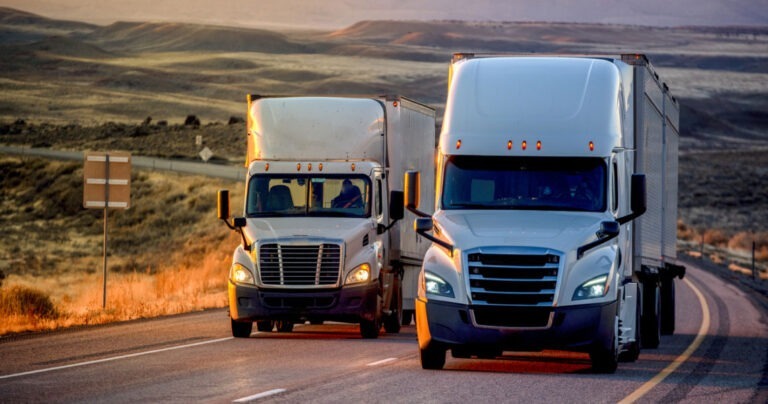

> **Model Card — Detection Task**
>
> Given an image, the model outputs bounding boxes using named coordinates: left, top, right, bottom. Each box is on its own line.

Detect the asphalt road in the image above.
left=1, top=263, right=766, bottom=403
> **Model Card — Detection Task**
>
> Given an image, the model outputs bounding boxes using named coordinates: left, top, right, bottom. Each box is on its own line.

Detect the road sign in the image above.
left=83, top=151, right=131, bottom=209
left=199, top=146, right=213, bottom=163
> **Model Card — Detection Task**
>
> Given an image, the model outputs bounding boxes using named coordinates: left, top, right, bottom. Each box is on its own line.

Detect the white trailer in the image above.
left=404, top=53, right=683, bottom=371
left=218, top=95, right=435, bottom=338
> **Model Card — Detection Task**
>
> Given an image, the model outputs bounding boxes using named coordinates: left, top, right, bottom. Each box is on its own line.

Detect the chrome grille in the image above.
left=259, top=243, right=341, bottom=286
left=467, top=253, right=559, bottom=307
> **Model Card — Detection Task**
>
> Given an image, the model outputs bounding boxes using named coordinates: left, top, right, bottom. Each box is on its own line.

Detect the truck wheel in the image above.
left=401, top=310, right=414, bottom=326
left=590, top=316, right=618, bottom=373
left=231, top=319, right=253, bottom=338
left=276, top=321, right=294, bottom=333
left=641, top=281, right=661, bottom=349
left=256, top=320, right=274, bottom=332
left=420, top=342, right=446, bottom=370
left=660, top=277, right=676, bottom=335
left=359, top=319, right=381, bottom=339
left=383, top=278, right=403, bottom=334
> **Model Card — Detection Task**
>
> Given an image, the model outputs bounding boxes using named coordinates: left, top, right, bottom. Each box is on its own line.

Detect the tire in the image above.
left=660, top=277, right=676, bottom=335
left=641, top=281, right=661, bottom=349
left=231, top=319, right=253, bottom=338
left=420, top=342, right=446, bottom=370
left=275, top=321, right=294, bottom=333
left=256, top=320, right=274, bottom=332
left=401, top=310, right=414, bottom=326
left=451, top=347, right=471, bottom=359
left=383, top=277, right=403, bottom=334
left=360, top=318, right=381, bottom=339
left=590, top=316, right=618, bottom=373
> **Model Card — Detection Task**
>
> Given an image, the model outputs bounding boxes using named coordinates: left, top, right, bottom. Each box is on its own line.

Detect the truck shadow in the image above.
left=250, top=323, right=418, bottom=343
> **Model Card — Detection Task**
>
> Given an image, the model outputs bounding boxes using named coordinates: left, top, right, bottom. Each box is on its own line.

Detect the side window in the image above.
left=375, top=179, right=383, bottom=217
left=612, top=161, right=619, bottom=213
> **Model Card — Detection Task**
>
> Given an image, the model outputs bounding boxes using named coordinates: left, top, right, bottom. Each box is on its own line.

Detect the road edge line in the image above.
left=618, top=277, right=711, bottom=403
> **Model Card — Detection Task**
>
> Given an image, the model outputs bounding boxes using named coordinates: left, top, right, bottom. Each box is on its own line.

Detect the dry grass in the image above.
left=0, top=156, right=242, bottom=336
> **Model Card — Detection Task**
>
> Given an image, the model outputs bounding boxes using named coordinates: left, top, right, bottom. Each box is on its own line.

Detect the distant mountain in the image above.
left=0, top=6, right=97, bottom=44
left=2, top=0, right=767, bottom=29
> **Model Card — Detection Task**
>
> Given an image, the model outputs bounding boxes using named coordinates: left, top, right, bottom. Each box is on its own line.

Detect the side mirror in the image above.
left=233, top=217, right=246, bottom=228
left=217, top=189, right=230, bottom=220
left=630, top=174, right=646, bottom=216
left=415, top=217, right=433, bottom=232
left=404, top=170, right=420, bottom=210
left=597, top=221, right=620, bottom=239
left=389, top=190, right=404, bottom=222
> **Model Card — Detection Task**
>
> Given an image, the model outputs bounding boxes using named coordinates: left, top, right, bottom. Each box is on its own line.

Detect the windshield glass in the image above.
left=442, top=156, right=606, bottom=212
left=246, top=174, right=371, bottom=218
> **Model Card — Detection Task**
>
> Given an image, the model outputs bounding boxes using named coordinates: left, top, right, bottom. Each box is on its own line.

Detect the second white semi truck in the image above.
left=405, top=53, right=685, bottom=372
left=218, top=95, right=435, bottom=339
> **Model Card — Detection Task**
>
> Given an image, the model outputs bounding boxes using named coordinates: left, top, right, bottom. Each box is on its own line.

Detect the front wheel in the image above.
left=590, top=317, right=618, bottom=373
left=256, top=320, right=274, bottom=332
left=275, top=321, right=294, bottom=333
left=420, top=342, right=446, bottom=370
left=231, top=319, right=253, bottom=338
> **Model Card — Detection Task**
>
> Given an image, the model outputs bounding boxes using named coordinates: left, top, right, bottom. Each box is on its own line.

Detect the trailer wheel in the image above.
left=231, top=319, right=253, bottom=338
left=256, top=320, right=274, bottom=332
left=641, top=281, right=661, bottom=349
left=383, top=277, right=403, bottom=334
left=401, top=310, right=414, bottom=326
left=420, top=342, right=446, bottom=370
left=276, top=321, right=294, bottom=333
left=590, top=316, right=618, bottom=373
left=660, top=277, right=676, bottom=335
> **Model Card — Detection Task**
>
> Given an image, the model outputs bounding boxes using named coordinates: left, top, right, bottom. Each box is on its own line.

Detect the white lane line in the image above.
left=233, top=388, right=287, bottom=402
left=366, top=357, right=397, bottom=367
left=0, top=337, right=233, bottom=380
left=618, top=277, right=711, bottom=403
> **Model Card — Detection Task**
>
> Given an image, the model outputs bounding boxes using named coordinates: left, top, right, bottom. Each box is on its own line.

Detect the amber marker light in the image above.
left=521, top=140, right=527, bottom=150
left=297, top=163, right=301, bottom=171
left=456, top=139, right=462, bottom=149
left=536, top=140, right=542, bottom=150
left=351, top=163, right=356, bottom=171
left=319, top=163, right=323, bottom=171
left=589, top=141, right=595, bottom=151
left=307, top=163, right=312, bottom=171
left=265, top=163, right=270, bottom=171
left=507, top=140, right=513, bottom=150
left=393, top=101, right=399, bottom=107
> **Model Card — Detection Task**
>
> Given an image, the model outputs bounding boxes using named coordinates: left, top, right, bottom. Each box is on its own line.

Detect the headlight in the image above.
left=345, top=263, right=371, bottom=285
left=573, top=274, right=609, bottom=300
left=230, top=263, right=255, bottom=285
left=425, top=271, right=454, bottom=298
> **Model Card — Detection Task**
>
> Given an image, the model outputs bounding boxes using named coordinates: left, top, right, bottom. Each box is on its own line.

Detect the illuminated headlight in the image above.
left=425, top=271, right=454, bottom=298
left=573, top=274, right=609, bottom=300
left=345, top=263, right=371, bottom=285
left=230, top=263, right=255, bottom=285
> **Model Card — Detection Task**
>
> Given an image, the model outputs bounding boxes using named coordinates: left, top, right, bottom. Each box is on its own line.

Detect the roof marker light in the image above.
left=297, top=163, right=301, bottom=171
left=318, top=163, right=323, bottom=171
left=507, top=140, right=513, bottom=150
left=521, top=140, right=527, bottom=151
left=393, top=101, right=398, bottom=107
left=351, top=163, right=356, bottom=171
left=265, top=163, right=269, bottom=171
left=536, top=140, right=542, bottom=151
left=589, top=141, right=595, bottom=152
left=307, top=163, right=312, bottom=171
left=456, top=139, right=462, bottom=149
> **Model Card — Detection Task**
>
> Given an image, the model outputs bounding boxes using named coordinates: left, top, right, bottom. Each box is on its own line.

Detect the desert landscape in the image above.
left=1, top=7, right=766, bottom=334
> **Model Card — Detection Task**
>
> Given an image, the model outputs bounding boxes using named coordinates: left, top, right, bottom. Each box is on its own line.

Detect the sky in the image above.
left=1, top=0, right=767, bottom=29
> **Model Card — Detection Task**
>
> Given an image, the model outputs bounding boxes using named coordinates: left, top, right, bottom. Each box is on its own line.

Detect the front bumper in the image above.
left=229, top=281, right=379, bottom=324
left=416, top=298, right=616, bottom=352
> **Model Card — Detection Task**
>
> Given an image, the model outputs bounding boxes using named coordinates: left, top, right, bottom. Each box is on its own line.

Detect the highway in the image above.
left=1, top=263, right=766, bottom=403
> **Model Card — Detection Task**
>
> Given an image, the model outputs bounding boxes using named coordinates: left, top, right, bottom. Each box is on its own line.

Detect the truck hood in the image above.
left=434, top=210, right=610, bottom=255
left=243, top=217, right=372, bottom=246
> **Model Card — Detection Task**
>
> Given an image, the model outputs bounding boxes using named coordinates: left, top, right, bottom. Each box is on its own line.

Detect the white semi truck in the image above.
left=405, top=53, right=685, bottom=372
left=218, top=95, right=435, bottom=338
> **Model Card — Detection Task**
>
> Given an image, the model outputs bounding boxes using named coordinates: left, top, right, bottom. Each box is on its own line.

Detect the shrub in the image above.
left=0, top=285, right=58, bottom=319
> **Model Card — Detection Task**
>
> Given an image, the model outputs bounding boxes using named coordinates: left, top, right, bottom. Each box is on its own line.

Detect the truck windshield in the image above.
left=442, top=156, right=606, bottom=212
left=246, top=174, right=371, bottom=218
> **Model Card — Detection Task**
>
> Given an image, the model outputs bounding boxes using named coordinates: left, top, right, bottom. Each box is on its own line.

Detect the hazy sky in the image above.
left=2, top=0, right=767, bottom=29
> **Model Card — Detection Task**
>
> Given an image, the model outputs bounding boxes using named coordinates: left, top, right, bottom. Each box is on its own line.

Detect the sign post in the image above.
left=83, top=151, right=131, bottom=309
